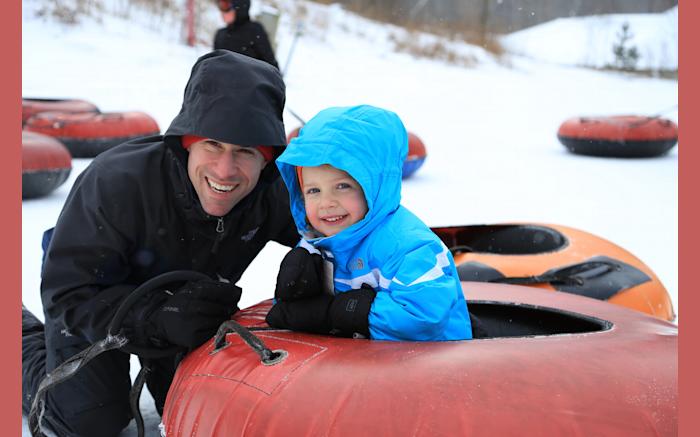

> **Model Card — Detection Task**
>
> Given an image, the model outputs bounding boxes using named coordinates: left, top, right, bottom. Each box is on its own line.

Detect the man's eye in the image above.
left=237, top=148, right=254, bottom=155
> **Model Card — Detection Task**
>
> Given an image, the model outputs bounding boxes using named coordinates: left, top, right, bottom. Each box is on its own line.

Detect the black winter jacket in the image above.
left=41, top=51, right=297, bottom=343
left=213, top=4, right=278, bottom=69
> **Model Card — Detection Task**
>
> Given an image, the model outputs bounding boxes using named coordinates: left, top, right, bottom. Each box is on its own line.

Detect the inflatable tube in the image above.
left=402, top=131, right=427, bottom=179
left=557, top=116, right=678, bottom=158
left=22, top=97, right=99, bottom=125
left=22, top=131, right=72, bottom=199
left=24, top=111, right=160, bottom=158
left=432, top=223, right=675, bottom=321
left=161, top=283, right=677, bottom=436
left=286, top=126, right=427, bottom=178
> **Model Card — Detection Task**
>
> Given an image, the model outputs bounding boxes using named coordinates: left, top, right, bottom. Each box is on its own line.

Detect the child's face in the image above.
left=300, top=165, right=368, bottom=236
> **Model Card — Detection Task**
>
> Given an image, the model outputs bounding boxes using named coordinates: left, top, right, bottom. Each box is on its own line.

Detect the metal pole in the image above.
left=186, top=0, right=196, bottom=47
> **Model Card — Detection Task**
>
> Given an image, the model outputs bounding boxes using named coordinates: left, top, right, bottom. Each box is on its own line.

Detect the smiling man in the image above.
left=21, top=50, right=298, bottom=436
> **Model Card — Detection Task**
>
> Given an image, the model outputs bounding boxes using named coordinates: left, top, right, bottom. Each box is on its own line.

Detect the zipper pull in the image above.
left=216, top=217, right=224, bottom=233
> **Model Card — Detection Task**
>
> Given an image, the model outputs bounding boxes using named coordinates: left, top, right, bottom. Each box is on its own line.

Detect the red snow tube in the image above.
left=286, top=126, right=427, bottom=178
left=22, top=131, right=72, bottom=199
left=402, top=131, right=427, bottom=178
left=24, top=111, right=160, bottom=158
left=21, top=97, right=99, bottom=125
left=161, top=283, right=677, bottom=436
left=557, top=115, right=678, bottom=158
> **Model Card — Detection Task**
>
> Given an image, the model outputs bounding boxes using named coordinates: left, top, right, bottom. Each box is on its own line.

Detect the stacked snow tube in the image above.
left=433, top=223, right=675, bottom=321
left=287, top=126, right=427, bottom=178
left=22, top=97, right=99, bottom=125
left=22, top=131, right=72, bottom=199
left=24, top=111, right=160, bottom=158
left=557, top=115, right=678, bottom=158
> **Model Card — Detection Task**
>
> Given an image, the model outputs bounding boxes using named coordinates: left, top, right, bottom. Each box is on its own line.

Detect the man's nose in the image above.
left=213, top=152, right=239, bottom=178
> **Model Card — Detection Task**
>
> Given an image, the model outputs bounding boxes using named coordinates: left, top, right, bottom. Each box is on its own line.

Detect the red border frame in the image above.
left=3, top=0, right=21, bottom=434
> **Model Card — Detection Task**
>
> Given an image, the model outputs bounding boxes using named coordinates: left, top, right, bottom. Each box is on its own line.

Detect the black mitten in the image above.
left=145, top=280, right=242, bottom=349
left=275, top=247, right=325, bottom=301
left=266, top=294, right=334, bottom=334
left=328, top=285, right=376, bottom=338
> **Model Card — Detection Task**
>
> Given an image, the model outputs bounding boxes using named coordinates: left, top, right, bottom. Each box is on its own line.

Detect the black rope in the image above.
left=212, top=320, right=288, bottom=366
left=29, top=335, right=128, bottom=437
left=129, top=361, right=152, bottom=437
left=449, top=245, right=475, bottom=255
left=29, top=270, right=209, bottom=437
left=489, top=260, right=621, bottom=286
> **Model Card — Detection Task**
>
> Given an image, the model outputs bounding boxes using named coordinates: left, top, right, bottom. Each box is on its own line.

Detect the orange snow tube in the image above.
left=21, top=97, right=99, bottom=125
left=557, top=115, right=678, bottom=158
left=432, top=223, right=675, bottom=321
left=161, top=284, right=677, bottom=436
left=22, top=131, right=72, bottom=199
left=24, top=111, right=160, bottom=158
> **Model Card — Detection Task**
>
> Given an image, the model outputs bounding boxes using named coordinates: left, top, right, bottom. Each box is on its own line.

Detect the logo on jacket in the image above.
left=350, top=258, right=364, bottom=271
left=241, top=227, right=259, bottom=242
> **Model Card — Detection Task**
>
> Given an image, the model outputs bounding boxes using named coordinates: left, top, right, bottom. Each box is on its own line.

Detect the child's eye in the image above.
left=337, top=182, right=352, bottom=190
left=305, top=187, right=320, bottom=195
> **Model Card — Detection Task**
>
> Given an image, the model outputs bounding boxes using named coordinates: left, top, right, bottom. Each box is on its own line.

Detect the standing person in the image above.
left=266, top=105, right=473, bottom=341
left=214, top=0, right=279, bottom=69
left=21, top=50, right=298, bottom=436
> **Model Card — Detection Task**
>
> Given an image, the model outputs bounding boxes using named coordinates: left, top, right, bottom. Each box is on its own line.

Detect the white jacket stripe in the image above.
left=335, top=245, right=450, bottom=290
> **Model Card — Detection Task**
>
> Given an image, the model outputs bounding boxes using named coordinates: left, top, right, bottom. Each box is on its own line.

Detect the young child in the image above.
left=266, top=105, right=472, bottom=341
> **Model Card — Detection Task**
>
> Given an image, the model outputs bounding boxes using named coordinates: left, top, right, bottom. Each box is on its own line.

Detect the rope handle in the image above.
left=212, top=320, right=288, bottom=366
left=490, top=260, right=621, bottom=286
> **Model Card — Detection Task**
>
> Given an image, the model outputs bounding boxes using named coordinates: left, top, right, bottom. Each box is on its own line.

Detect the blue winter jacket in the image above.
left=276, top=105, right=472, bottom=341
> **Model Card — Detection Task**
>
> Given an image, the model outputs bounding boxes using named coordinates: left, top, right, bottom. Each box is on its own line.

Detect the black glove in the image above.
left=328, top=285, right=376, bottom=338
left=266, top=294, right=334, bottom=334
left=266, top=285, right=376, bottom=338
left=275, top=247, right=325, bottom=301
left=144, top=280, right=242, bottom=349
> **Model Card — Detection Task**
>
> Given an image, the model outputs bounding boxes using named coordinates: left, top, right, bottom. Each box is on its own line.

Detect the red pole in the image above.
left=186, top=0, right=196, bottom=46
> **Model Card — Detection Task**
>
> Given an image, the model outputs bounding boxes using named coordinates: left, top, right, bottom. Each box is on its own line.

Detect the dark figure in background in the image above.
left=214, top=0, right=279, bottom=69
left=21, top=50, right=298, bottom=436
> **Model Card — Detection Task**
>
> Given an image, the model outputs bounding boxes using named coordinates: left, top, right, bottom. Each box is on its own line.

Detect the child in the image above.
left=266, top=105, right=472, bottom=341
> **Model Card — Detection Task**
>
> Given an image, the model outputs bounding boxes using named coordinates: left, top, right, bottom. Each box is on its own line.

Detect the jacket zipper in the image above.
left=211, top=217, right=225, bottom=254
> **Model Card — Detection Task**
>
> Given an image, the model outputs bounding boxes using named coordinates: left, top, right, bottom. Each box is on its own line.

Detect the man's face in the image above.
left=187, top=139, right=266, bottom=217
left=301, top=165, right=368, bottom=237
left=218, top=1, right=236, bottom=24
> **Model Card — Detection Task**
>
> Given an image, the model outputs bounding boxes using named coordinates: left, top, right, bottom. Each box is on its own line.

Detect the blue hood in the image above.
left=276, top=105, right=407, bottom=253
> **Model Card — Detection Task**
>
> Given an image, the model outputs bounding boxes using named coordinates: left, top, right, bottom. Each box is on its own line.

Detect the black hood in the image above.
left=165, top=49, right=285, bottom=147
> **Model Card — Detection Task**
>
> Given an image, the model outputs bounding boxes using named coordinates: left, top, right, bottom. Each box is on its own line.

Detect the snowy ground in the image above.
left=21, top=1, right=677, bottom=435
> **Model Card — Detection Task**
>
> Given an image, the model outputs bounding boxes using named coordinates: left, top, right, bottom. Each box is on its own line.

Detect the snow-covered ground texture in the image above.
left=501, top=6, right=678, bottom=71
left=22, top=0, right=678, bottom=435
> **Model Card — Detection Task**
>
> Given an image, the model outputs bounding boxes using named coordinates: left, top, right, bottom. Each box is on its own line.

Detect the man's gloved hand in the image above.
left=275, top=247, right=325, bottom=301
left=145, top=280, right=242, bottom=349
left=266, top=284, right=376, bottom=338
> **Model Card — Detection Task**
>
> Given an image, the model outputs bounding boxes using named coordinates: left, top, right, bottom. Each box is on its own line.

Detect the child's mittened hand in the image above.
left=275, top=247, right=325, bottom=301
left=265, top=294, right=334, bottom=334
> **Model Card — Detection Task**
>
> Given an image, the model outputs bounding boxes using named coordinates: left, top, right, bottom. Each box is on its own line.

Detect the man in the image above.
left=213, top=0, right=279, bottom=68
left=22, top=50, right=298, bottom=436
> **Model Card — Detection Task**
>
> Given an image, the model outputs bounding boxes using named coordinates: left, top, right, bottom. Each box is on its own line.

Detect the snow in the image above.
left=21, top=1, right=678, bottom=435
